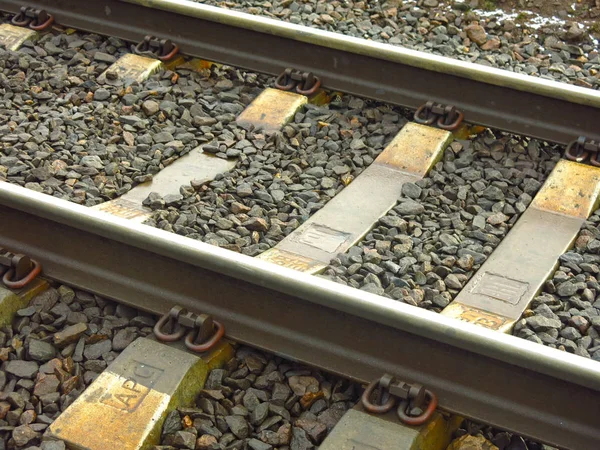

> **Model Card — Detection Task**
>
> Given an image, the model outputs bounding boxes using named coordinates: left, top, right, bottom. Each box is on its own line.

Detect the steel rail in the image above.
left=0, top=0, right=599, bottom=145
left=0, top=182, right=599, bottom=448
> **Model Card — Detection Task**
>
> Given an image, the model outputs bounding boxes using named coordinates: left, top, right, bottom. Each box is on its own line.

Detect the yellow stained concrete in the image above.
left=236, top=88, right=307, bottom=132
left=0, top=24, right=37, bottom=51
left=441, top=302, right=513, bottom=333
left=375, top=123, right=453, bottom=177
left=0, top=278, right=48, bottom=327
left=531, top=159, right=600, bottom=218
left=98, top=54, right=163, bottom=84
left=92, top=198, right=152, bottom=223
left=257, top=248, right=327, bottom=275
left=320, top=404, right=461, bottom=450
left=47, top=338, right=234, bottom=450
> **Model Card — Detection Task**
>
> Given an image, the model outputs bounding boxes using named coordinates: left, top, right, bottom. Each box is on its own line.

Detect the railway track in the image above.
left=0, top=1, right=600, bottom=449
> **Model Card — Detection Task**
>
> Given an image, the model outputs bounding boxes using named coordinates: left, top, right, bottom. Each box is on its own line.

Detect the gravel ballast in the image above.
left=156, top=345, right=359, bottom=450
left=0, top=281, right=557, bottom=449
left=0, top=22, right=267, bottom=206
left=0, top=6, right=594, bottom=449
left=320, top=131, right=561, bottom=311
left=143, top=93, right=409, bottom=256
left=512, top=208, right=600, bottom=361
left=0, top=20, right=410, bottom=259
left=155, top=346, right=556, bottom=450
left=192, top=0, right=600, bottom=90
left=0, top=285, right=156, bottom=449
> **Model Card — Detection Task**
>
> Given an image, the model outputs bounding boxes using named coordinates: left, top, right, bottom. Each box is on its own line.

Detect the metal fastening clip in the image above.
left=274, top=68, right=322, bottom=96
left=361, top=373, right=438, bottom=426
left=11, top=7, right=54, bottom=31
left=153, top=305, right=187, bottom=342
left=134, top=35, right=180, bottom=62
left=154, top=306, right=225, bottom=353
left=0, top=247, right=42, bottom=289
left=565, top=136, right=600, bottom=166
left=184, top=315, right=225, bottom=353
left=414, top=101, right=464, bottom=131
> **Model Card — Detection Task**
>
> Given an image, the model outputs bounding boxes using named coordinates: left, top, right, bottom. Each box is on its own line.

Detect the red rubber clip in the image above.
left=361, top=374, right=438, bottom=426
left=29, top=13, right=54, bottom=31
left=361, top=377, right=396, bottom=414
left=397, top=389, right=438, bottom=426
left=153, top=306, right=186, bottom=342
left=184, top=319, right=225, bottom=353
left=158, top=43, right=179, bottom=61
left=2, top=258, right=42, bottom=289
left=154, top=306, right=225, bottom=353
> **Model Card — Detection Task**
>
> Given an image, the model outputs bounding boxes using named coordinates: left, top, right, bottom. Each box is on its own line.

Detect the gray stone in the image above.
left=171, top=430, right=196, bottom=449
left=556, top=282, right=578, bottom=297
left=481, top=186, right=504, bottom=201
left=225, top=415, right=249, bottom=439
left=560, top=326, right=582, bottom=341
left=401, top=182, right=422, bottom=199
left=32, top=288, right=60, bottom=311
left=204, top=369, right=225, bottom=389
left=5, top=360, right=39, bottom=379
left=94, top=52, right=117, bottom=63
left=80, top=155, right=104, bottom=170
left=317, top=402, right=347, bottom=431
left=526, top=316, right=562, bottom=332
left=41, top=441, right=67, bottom=450
left=444, top=274, right=462, bottom=290
left=142, top=100, right=160, bottom=116
left=94, top=89, right=111, bottom=101
left=243, top=390, right=261, bottom=412
left=305, top=167, right=325, bottom=178
left=29, top=339, right=56, bottom=362
left=162, top=410, right=182, bottom=435
left=395, top=199, right=425, bottom=215
left=83, top=339, right=112, bottom=360
left=237, top=183, right=253, bottom=197
left=17, top=306, right=36, bottom=317
left=12, top=425, right=38, bottom=447
left=248, top=438, right=272, bottom=450
left=112, top=328, right=137, bottom=351
left=154, top=132, right=174, bottom=144
left=250, top=402, right=269, bottom=426
left=290, top=427, right=313, bottom=450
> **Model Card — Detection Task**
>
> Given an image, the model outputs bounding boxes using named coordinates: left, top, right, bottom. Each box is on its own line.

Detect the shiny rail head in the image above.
left=123, top=0, right=600, bottom=109
left=1, top=181, right=600, bottom=394
left=2, top=181, right=600, bottom=447
left=1, top=0, right=596, bottom=144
